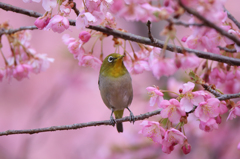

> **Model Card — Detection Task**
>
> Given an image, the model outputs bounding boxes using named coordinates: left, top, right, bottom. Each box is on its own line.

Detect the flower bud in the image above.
left=79, top=31, right=91, bottom=43
left=34, top=15, right=50, bottom=30
left=182, top=140, right=191, bottom=154
left=216, top=115, right=222, bottom=124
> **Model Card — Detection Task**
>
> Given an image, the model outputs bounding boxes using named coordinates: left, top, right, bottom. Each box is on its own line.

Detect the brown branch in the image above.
left=217, top=93, right=240, bottom=100
left=218, top=46, right=237, bottom=53
left=0, top=2, right=76, bottom=26
left=147, top=20, right=155, bottom=42
left=202, top=84, right=222, bottom=97
left=166, top=18, right=204, bottom=27
left=0, top=90, right=238, bottom=136
left=224, top=7, right=240, bottom=30
left=0, top=2, right=42, bottom=18
left=0, top=26, right=37, bottom=36
left=0, top=109, right=161, bottom=136
left=1, top=2, right=240, bottom=66
left=179, top=0, right=240, bottom=46
left=88, top=25, right=240, bottom=66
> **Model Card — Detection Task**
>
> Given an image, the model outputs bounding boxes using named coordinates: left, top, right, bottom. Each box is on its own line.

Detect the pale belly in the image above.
left=98, top=73, right=133, bottom=110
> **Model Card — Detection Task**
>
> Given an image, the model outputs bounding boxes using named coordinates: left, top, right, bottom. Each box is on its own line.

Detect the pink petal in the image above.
left=182, top=82, right=195, bottom=94
left=149, top=96, right=157, bottom=106
left=180, top=97, right=193, bottom=112
left=159, top=100, right=170, bottom=109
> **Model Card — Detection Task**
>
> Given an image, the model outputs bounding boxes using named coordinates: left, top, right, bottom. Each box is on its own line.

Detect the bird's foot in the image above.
left=110, top=115, right=116, bottom=126
left=129, top=112, right=135, bottom=124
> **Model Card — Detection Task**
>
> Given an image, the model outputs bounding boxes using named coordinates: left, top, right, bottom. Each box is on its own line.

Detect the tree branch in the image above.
left=0, top=26, right=37, bottom=36
left=224, top=6, right=240, bottom=30
left=0, top=2, right=42, bottom=18
left=217, top=93, right=240, bottom=100
left=202, top=84, right=222, bottom=97
left=147, top=20, right=155, bottom=42
left=88, top=25, right=240, bottom=66
left=1, top=2, right=240, bottom=66
left=218, top=46, right=237, bottom=53
left=166, top=18, right=204, bottom=27
left=178, top=0, right=240, bottom=46
left=0, top=91, right=238, bottom=136
left=0, top=109, right=161, bottom=136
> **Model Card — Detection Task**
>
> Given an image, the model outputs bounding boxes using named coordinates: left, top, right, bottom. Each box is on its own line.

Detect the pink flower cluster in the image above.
left=209, top=66, right=240, bottom=94
left=123, top=46, right=199, bottom=78
left=75, top=0, right=115, bottom=30
left=146, top=82, right=230, bottom=135
left=62, top=34, right=102, bottom=70
left=142, top=80, right=240, bottom=153
left=0, top=30, right=54, bottom=82
left=139, top=120, right=189, bottom=154
left=31, top=0, right=71, bottom=33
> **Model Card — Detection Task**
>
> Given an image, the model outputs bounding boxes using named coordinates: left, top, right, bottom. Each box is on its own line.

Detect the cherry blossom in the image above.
left=62, top=34, right=83, bottom=58
left=199, top=118, right=218, bottom=132
left=45, top=15, right=69, bottom=33
left=194, top=98, right=220, bottom=122
left=79, top=31, right=91, bottom=43
left=159, top=99, right=186, bottom=123
left=227, top=101, right=240, bottom=120
left=34, top=14, right=50, bottom=30
left=139, top=120, right=165, bottom=144
left=12, top=64, right=32, bottom=81
left=28, top=54, right=53, bottom=74
left=146, top=86, right=164, bottom=107
left=179, top=54, right=200, bottom=69
left=180, top=82, right=205, bottom=111
left=78, top=54, right=102, bottom=70
left=182, top=140, right=191, bottom=154
left=148, top=48, right=177, bottom=79
left=162, top=128, right=187, bottom=154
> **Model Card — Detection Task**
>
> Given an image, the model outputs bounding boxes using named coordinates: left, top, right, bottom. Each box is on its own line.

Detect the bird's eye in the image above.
left=108, top=56, right=114, bottom=63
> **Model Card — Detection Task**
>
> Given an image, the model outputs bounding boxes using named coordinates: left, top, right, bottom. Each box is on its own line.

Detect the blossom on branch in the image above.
left=159, top=99, right=186, bottom=124
left=139, top=120, right=165, bottom=144
left=194, top=98, right=220, bottom=122
left=199, top=118, right=218, bottom=132
left=146, top=86, right=164, bottom=107
left=45, top=15, right=69, bottom=33
left=180, top=82, right=205, bottom=112
left=162, top=128, right=187, bottom=154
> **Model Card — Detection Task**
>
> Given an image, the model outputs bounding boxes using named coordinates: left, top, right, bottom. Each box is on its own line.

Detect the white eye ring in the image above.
left=108, top=56, right=114, bottom=63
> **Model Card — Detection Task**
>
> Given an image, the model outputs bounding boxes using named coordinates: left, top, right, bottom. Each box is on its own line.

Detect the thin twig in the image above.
left=71, top=1, right=80, bottom=16
left=0, top=26, right=37, bottom=36
left=186, top=106, right=197, bottom=114
left=1, top=2, right=240, bottom=66
left=224, top=6, right=240, bottom=30
left=166, top=18, right=204, bottom=27
left=0, top=109, right=161, bottom=136
left=147, top=20, right=155, bottom=42
left=202, top=84, right=222, bottom=97
left=217, top=93, right=240, bottom=100
left=0, top=2, right=76, bottom=26
left=178, top=0, right=240, bottom=46
left=218, top=46, right=237, bottom=53
left=0, top=2, right=42, bottom=18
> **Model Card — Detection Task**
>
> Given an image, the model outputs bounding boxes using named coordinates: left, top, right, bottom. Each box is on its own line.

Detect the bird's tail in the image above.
left=114, top=110, right=124, bottom=133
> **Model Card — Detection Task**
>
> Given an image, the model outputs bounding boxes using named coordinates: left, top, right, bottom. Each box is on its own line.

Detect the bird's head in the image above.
left=100, top=53, right=128, bottom=78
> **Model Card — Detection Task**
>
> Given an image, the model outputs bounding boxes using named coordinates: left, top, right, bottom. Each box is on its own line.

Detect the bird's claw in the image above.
left=110, top=116, right=116, bottom=126
left=129, top=112, right=135, bottom=124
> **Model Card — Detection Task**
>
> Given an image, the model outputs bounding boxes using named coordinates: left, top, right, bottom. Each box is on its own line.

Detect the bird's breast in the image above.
left=99, top=73, right=133, bottom=110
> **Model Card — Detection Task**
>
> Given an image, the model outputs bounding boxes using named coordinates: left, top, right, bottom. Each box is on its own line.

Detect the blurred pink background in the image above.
left=0, top=0, right=240, bottom=159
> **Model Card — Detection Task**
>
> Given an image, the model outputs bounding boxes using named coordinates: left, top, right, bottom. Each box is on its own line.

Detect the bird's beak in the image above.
left=120, top=55, right=125, bottom=59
